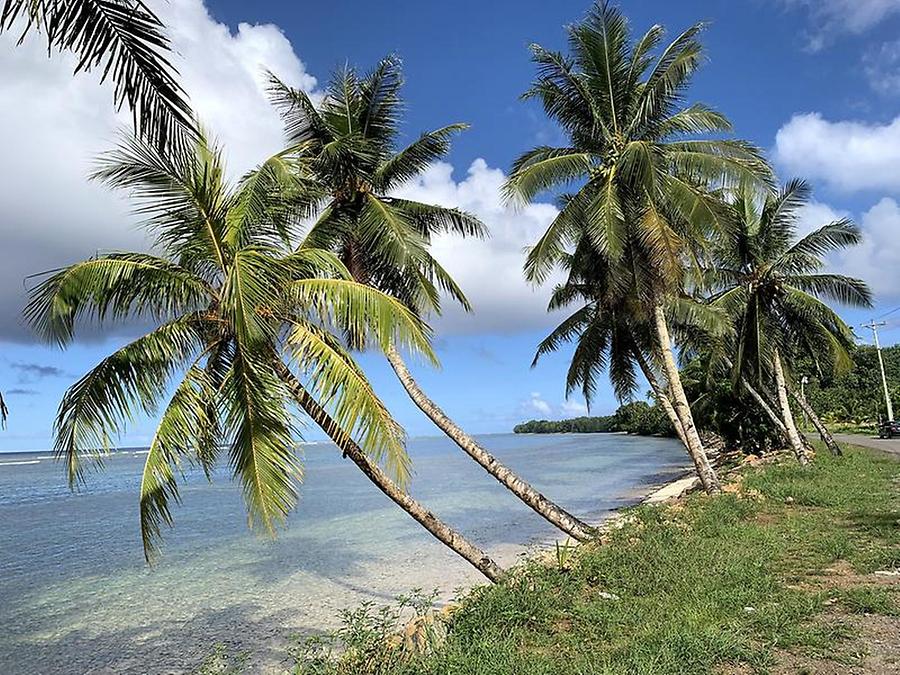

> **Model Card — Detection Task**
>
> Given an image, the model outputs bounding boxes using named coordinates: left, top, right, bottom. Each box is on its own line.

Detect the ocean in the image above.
left=0, top=432, right=687, bottom=673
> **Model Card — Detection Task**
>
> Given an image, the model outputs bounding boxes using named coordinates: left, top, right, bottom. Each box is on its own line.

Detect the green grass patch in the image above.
left=279, top=446, right=899, bottom=675
left=203, top=446, right=900, bottom=674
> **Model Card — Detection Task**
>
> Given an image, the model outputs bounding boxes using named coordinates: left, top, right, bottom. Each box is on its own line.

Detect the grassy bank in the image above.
left=272, top=446, right=899, bottom=675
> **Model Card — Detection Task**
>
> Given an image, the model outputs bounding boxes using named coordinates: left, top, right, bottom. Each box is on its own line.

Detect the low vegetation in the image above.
left=514, top=400, right=672, bottom=436
left=270, top=445, right=899, bottom=675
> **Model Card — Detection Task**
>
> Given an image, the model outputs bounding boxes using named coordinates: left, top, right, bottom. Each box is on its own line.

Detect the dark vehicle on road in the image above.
left=878, top=420, right=900, bottom=438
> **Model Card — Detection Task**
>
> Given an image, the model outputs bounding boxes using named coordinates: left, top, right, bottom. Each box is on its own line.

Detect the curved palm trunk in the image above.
left=276, top=364, right=504, bottom=582
left=772, top=350, right=810, bottom=465
left=384, top=344, right=596, bottom=542
left=789, top=388, right=841, bottom=456
left=652, top=304, right=721, bottom=494
left=741, top=378, right=787, bottom=436
left=633, top=349, right=688, bottom=447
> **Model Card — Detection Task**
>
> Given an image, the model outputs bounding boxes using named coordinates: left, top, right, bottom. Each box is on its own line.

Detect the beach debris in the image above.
left=784, top=496, right=795, bottom=505
left=874, top=570, right=900, bottom=577
left=597, top=591, right=620, bottom=601
left=743, top=606, right=756, bottom=613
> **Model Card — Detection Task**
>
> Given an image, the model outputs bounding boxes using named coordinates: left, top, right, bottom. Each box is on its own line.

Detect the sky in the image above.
left=1, top=0, right=900, bottom=451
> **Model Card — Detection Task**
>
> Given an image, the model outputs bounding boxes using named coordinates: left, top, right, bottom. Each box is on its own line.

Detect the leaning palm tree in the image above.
left=24, top=129, right=503, bottom=581
left=264, top=56, right=596, bottom=542
left=504, top=2, right=769, bottom=493
left=1, top=0, right=194, bottom=148
left=705, top=179, right=872, bottom=462
left=534, top=222, right=733, bottom=452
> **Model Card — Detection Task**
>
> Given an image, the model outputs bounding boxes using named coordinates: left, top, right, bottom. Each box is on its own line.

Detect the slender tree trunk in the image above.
left=383, top=344, right=596, bottom=542
left=790, top=387, right=841, bottom=456
left=633, top=349, right=688, bottom=447
left=652, top=304, right=721, bottom=493
left=740, top=378, right=787, bottom=435
left=275, top=363, right=504, bottom=582
left=772, top=350, right=810, bottom=465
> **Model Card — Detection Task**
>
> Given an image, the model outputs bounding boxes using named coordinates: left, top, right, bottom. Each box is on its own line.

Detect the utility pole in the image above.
left=800, top=374, right=809, bottom=427
left=862, top=321, right=894, bottom=422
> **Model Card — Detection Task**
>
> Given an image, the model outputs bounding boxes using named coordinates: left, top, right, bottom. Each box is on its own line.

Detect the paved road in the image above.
left=834, top=433, right=900, bottom=457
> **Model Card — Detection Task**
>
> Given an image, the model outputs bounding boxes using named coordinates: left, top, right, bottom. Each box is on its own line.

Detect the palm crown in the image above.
left=505, top=2, right=769, bottom=302
left=266, top=55, right=487, bottom=317
left=25, top=130, right=435, bottom=559
left=706, top=179, right=872, bottom=382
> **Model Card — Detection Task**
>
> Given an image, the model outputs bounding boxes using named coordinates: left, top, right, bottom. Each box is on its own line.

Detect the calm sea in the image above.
left=0, top=432, right=686, bottom=674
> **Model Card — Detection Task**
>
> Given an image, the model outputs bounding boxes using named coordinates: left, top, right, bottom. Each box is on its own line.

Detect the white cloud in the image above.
left=794, top=200, right=851, bottom=238
left=393, top=159, right=562, bottom=336
left=781, top=0, right=900, bottom=50
left=527, top=392, right=552, bottom=416
left=518, top=392, right=591, bottom=419
left=863, top=39, right=900, bottom=95
left=832, top=198, right=900, bottom=302
left=774, top=113, right=900, bottom=193
left=560, top=399, right=589, bottom=416
left=793, top=196, right=899, bottom=303
left=0, top=0, right=316, bottom=341
left=0, top=0, right=562, bottom=343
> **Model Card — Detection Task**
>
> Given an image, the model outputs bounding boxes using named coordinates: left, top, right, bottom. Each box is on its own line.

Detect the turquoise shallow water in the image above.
left=0, top=432, right=687, bottom=674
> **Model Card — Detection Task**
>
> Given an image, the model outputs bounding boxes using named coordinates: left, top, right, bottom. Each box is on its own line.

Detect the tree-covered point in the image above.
left=513, top=415, right=617, bottom=434
left=513, top=401, right=673, bottom=436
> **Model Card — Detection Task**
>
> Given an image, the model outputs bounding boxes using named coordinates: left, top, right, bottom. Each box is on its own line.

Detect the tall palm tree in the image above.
left=1, top=0, right=194, bottom=148
left=705, top=179, right=872, bottom=462
left=24, top=130, right=503, bottom=581
left=0, top=390, right=7, bottom=429
left=504, top=2, right=769, bottom=493
left=264, top=56, right=596, bottom=542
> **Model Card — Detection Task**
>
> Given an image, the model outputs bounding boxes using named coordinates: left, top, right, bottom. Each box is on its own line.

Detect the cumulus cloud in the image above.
left=780, top=0, right=900, bottom=50
left=793, top=197, right=899, bottom=303
left=393, top=159, right=562, bottom=336
left=527, top=392, right=552, bottom=416
left=833, top=198, right=900, bottom=302
left=0, top=0, right=316, bottom=341
left=774, top=113, right=900, bottom=193
left=518, top=392, right=592, bottom=419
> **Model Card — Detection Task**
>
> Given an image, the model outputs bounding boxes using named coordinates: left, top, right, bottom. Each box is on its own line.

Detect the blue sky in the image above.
left=1, top=0, right=900, bottom=451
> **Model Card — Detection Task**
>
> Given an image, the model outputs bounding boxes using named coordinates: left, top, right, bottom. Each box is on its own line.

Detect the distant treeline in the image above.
left=801, top=344, right=899, bottom=425
left=514, top=401, right=673, bottom=436
left=515, top=344, right=898, bottom=441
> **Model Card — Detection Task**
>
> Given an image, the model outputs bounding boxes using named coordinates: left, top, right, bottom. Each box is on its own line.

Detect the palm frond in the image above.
left=376, top=124, right=468, bottom=190
left=53, top=316, right=204, bottom=487
left=291, top=278, right=437, bottom=363
left=1, top=0, right=195, bottom=149
left=140, top=359, right=219, bottom=561
left=221, top=344, right=301, bottom=535
left=25, top=253, right=212, bottom=346
left=286, top=322, right=410, bottom=482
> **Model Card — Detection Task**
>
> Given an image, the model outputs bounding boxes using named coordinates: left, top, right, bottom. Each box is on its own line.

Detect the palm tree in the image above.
left=533, top=224, right=733, bottom=453
left=705, top=179, right=872, bottom=462
left=1, top=0, right=194, bottom=148
left=0, top=390, right=7, bottom=429
left=504, top=2, right=769, bottom=493
left=264, top=57, right=597, bottom=542
left=24, top=130, right=503, bottom=581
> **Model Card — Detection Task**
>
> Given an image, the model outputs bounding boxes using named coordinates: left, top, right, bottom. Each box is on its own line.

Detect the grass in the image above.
left=202, top=446, right=900, bottom=674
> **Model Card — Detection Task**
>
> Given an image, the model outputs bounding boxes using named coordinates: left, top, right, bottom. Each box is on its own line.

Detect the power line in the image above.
left=876, top=304, right=900, bottom=320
